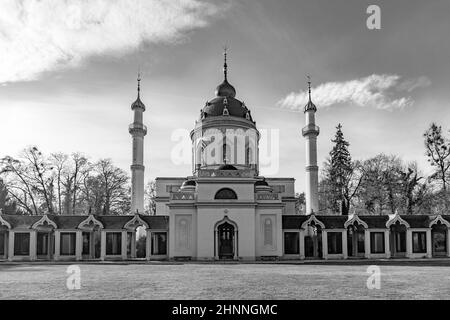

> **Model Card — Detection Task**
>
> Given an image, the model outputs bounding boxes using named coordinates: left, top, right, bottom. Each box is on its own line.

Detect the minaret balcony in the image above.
left=129, top=123, right=147, bottom=135
left=302, top=124, right=320, bottom=136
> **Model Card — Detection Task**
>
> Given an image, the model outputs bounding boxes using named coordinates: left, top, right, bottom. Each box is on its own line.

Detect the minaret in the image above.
left=302, top=76, right=320, bottom=215
left=129, top=74, right=147, bottom=214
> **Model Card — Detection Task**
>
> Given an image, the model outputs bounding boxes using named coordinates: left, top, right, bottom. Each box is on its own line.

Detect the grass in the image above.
left=1, top=262, right=450, bottom=299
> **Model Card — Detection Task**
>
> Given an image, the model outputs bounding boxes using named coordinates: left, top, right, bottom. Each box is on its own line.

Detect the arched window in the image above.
left=264, top=218, right=273, bottom=246
left=214, top=188, right=238, bottom=200
left=222, top=142, right=227, bottom=163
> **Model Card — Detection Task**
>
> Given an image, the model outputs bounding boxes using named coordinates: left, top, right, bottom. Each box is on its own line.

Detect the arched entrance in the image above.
left=218, top=222, right=234, bottom=259
left=302, top=216, right=325, bottom=259
left=214, top=216, right=238, bottom=260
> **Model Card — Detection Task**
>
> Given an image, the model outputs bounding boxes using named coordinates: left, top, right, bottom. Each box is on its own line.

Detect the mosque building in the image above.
left=0, top=52, right=449, bottom=262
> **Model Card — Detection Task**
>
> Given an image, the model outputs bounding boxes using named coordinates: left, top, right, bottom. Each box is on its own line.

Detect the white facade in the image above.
left=153, top=53, right=300, bottom=260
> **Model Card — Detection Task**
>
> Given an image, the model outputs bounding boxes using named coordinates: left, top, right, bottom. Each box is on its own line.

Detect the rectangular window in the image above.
left=413, top=232, right=427, bottom=253
left=284, top=232, right=299, bottom=255
left=370, top=232, right=385, bottom=254
left=327, top=232, right=343, bottom=254
left=106, top=232, right=122, bottom=255
left=0, top=232, right=5, bottom=256
left=14, top=233, right=30, bottom=256
left=37, top=232, right=49, bottom=255
left=60, top=233, right=76, bottom=255
left=152, top=232, right=167, bottom=255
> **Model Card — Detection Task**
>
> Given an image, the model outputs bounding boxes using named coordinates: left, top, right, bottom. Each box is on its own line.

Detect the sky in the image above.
left=1, top=0, right=450, bottom=193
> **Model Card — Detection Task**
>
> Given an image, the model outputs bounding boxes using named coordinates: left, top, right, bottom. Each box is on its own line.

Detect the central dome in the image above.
left=201, top=50, right=253, bottom=121
left=203, top=96, right=248, bottom=118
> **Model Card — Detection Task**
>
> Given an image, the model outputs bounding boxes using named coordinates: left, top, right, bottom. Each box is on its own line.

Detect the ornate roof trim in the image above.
left=78, top=214, right=104, bottom=230
left=0, top=214, right=11, bottom=229
left=32, top=214, right=57, bottom=229
left=301, top=214, right=325, bottom=229
left=386, top=212, right=410, bottom=228
left=214, top=215, right=238, bottom=231
left=344, top=214, right=368, bottom=229
left=124, top=214, right=149, bottom=230
left=429, top=215, right=450, bottom=228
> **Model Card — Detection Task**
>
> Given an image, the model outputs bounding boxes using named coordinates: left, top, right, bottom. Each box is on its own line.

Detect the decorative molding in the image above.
left=301, top=214, right=325, bottom=229
left=214, top=215, right=238, bottom=231
left=429, top=215, right=450, bottom=228
left=78, top=214, right=104, bottom=230
left=0, top=215, right=11, bottom=229
left=344, top=214, right=368, bottom=229
left=124, top=214, right=149, bottom=230
left=32, top=214, right=57, bottom=229
left=171, top=192, right=195, bottom=200
left=386, top=212, right=410, bottom=228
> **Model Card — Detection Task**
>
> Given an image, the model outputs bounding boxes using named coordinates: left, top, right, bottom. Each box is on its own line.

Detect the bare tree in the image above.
left=424, top=123, right=450, bottom=191
left=50, top=152, right=68, bottom=214
left=1, top=155, right=39, bottom=214
left=21, top=147, right=55, bottom=214
left=145, top=180, right=157, bottom=215
left=96, top=159, right=129, bottom=215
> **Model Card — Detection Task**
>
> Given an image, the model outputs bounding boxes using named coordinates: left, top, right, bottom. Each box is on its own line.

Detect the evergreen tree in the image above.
left=326, top=124, right=354, bottom=215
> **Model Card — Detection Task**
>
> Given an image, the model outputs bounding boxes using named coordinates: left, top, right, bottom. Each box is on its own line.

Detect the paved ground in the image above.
left=1, top=261, right=450, bottom=299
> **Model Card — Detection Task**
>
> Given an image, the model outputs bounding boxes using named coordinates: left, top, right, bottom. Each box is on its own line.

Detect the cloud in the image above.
left=0, top=0, right=222, bottom=83
left=277, top=74, right=431, bottom=111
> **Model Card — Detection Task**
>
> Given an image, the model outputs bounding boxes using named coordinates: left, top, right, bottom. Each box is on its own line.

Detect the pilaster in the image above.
left=121, top=230, right=128, bottom=260
left=75, top=230, right=83, bottom=261
left=29, top=230, right=37, bottom=261
left=8, top=231, right=14, bottom=261
left=299, top=230, right=305, bottom=260
left=384, top=230, right=390, bottom=258
left=364, top=230, right=371, bottom=259
left=322, top=231, right=328, bottom=260
left=54, top=230, right=60, bottom=261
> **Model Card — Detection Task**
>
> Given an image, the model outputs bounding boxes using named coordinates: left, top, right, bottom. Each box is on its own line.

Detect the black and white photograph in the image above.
left=0, top=0, right=450, bottom=313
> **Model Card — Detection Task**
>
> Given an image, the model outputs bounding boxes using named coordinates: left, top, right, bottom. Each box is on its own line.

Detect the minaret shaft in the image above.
left=129, top=76, right=147, bottom=214
left=302, top=78, right=319, bottom=215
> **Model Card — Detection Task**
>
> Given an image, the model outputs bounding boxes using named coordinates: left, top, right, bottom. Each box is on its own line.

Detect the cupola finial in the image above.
left=137, top=71, right=141, bottom=99
left=223, top=45, right=228, bottom=81
left=307, top=74, right=311, bottom=102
